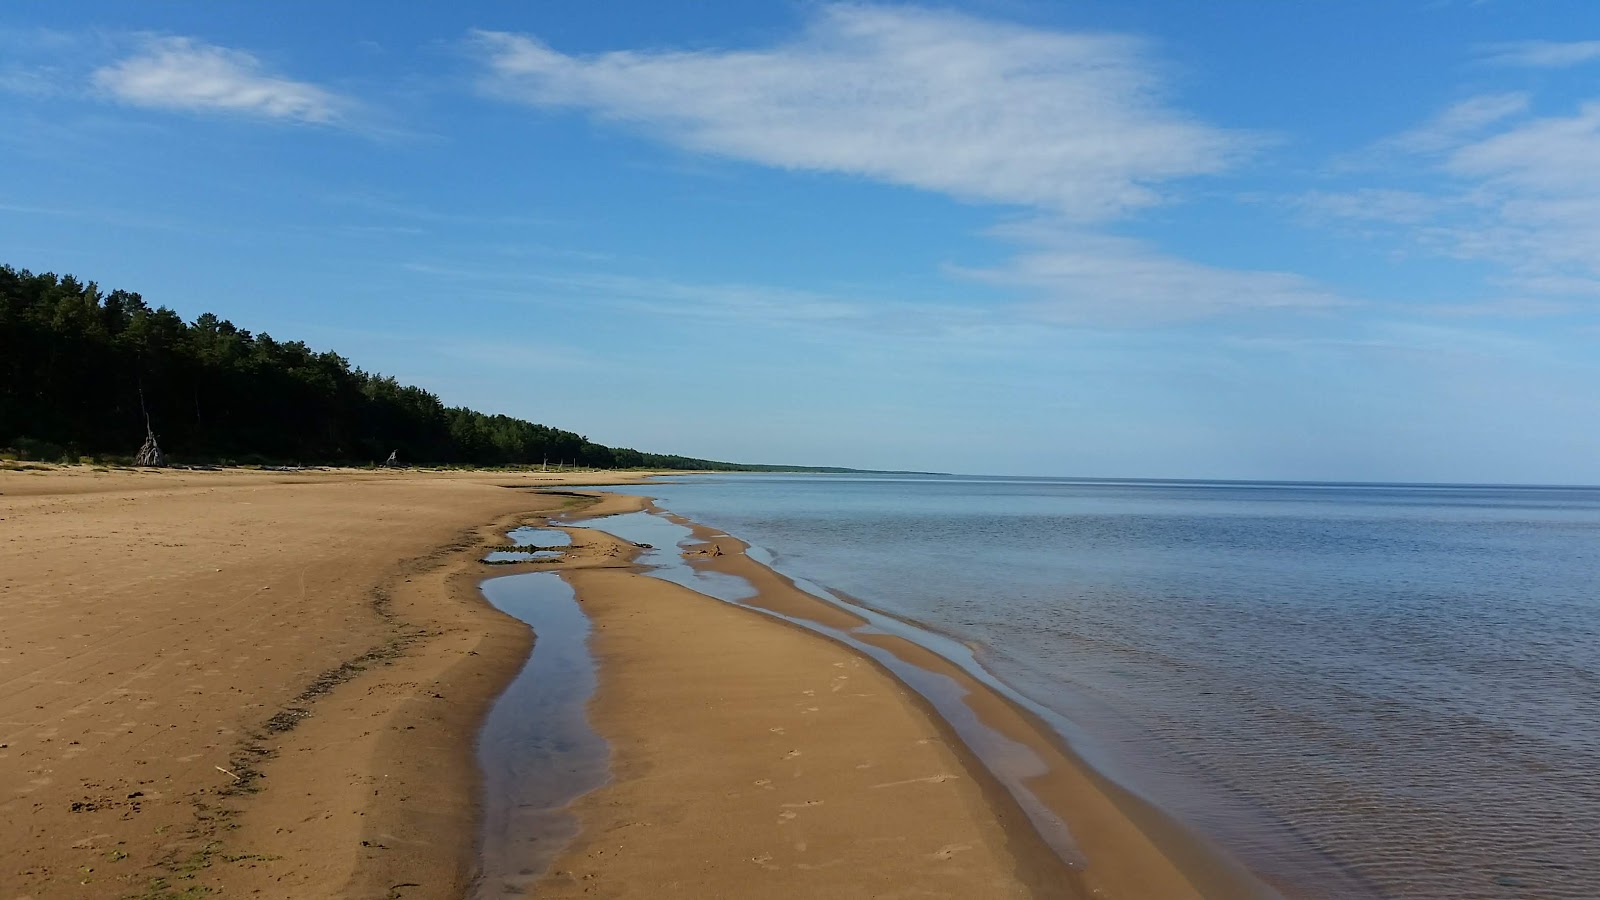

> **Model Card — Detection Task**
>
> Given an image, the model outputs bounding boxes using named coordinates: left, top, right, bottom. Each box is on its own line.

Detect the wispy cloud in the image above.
left=322, top=191, right=554, bottom=227
left=401, top=262, right=872, bottom=324
left=1378, top=92, right=1529, bottom=155
left=398, top=259, right=1048, bottom=350
left=0, top=65, right=66, bottom=99
left=1441, top=101, right=1600, bottom=273
left=92, top=36, right=344, bottom=124
left=1479, top=40, right=1600, bottom=68
left=958, top=224, right=1350, bottom=326
left=469, top=5, right=1254, bottom=221
left=1303, top=94, right=1600, bottom=316
left=1293, top=188, right=1449, bottom=226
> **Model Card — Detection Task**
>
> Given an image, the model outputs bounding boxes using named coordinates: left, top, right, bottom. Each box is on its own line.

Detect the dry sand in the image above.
left=0, top=465, right=645, bottom=899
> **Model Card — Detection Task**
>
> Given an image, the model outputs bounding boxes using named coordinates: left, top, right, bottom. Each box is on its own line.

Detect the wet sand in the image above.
left=499, top=496, right=1278, bottom=899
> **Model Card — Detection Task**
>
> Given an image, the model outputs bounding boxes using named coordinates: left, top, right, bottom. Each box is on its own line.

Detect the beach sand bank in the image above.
left=510, top=497, right=1280, bottom=900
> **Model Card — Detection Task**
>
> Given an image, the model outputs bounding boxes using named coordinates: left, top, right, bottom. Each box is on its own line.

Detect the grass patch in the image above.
left=0, top=461, right=53, bottom=471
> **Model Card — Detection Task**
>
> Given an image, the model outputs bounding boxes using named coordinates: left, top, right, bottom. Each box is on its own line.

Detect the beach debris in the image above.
left=383, top=449, right=398, bottom=467
left=133, top=427, right=166, bottom=467
left=132, top=384, right=167, bottom=467
left=214, top=765, right=242, bottom=782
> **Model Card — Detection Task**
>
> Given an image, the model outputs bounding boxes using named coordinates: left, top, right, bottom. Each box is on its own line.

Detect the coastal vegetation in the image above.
left=0, top=265, right=796, bottom=470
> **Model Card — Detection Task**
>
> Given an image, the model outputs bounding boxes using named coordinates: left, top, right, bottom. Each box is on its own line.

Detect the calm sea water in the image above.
left=603, top=474, right=1600, bottom=900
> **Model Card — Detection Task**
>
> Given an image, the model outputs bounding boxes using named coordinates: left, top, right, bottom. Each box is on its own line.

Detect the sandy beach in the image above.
left=0, top=466, right=644, bottom=898
left=4, top=465, right=1252, bottom=900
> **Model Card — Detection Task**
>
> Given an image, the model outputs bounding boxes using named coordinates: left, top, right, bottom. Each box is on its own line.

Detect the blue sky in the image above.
left=3, top=2, right=1599, bottom=482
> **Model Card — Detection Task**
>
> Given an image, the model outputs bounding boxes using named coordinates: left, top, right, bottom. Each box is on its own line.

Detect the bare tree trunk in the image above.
left=134, top=428, right=166, bottom=467
left=134, top=380, right=166, bottom=467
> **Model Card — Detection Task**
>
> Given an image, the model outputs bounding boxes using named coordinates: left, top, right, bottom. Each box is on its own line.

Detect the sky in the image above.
left=3, top=1, right=1599, bottom=482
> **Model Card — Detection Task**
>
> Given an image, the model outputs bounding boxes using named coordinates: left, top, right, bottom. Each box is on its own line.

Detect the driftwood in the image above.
left=133, top=383, right=166, bottom=467
left=133, top=427, right=166, bottom=467
left=383, top=450, right=398, bottom=468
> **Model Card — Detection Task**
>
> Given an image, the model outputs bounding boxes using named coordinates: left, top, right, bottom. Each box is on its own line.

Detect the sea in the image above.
left=595, top=473, right=1600, bottom=900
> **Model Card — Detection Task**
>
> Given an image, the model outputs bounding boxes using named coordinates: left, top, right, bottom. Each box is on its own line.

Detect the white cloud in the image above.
left=92, top=37, right=342, bottom=123
left=1479, top=40, right=1600, bottom=68
left=1382, top=92, right=1529, bottom=154
left=956, top=224, right=1349, bottom=326
left=1438, top=102, right=1600, bottom=273
left=1306, top=97, right=1600, bottom=315
left=468, top=6, right=1360, bottom=326
left=470, top=6, right=1252, bottom=221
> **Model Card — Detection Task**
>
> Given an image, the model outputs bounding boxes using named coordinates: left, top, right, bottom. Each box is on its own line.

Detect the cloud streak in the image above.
left=92, top=37, right=343, bottom=124
left=959, top=224, right=1349, bottom=326
left=1479, top=40, right=1600, bottom=68
left=471, top=6, right=1252, bottom=221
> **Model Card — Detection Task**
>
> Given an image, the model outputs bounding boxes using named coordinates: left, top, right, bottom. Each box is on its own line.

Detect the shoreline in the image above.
left=660, top=508, right=1285, bottom=900
left=678, top=512, right=1286, bottom=896
left=496, top=492, right=1279, bottom=899
left=511, top=499, right=1053, bottom=898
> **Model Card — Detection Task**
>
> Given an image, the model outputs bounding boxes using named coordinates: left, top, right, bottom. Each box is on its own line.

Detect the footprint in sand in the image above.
left=931, top=844, right=972, bottom=861
left=783, top=750, right=802, bottom=760
left=768, top=727, right=785, bottom=734
left=802, top=689, right=815, bottom=696
left=777, top=810, right=798, bottom=824
left=754, top=779, right=774, bottom=790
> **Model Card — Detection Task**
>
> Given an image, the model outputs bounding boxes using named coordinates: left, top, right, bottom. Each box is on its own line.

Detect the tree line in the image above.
left=0, top=265, right=769, bottom=470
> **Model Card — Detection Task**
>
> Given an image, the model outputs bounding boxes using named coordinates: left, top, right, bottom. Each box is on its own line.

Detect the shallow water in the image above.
left=602, top=474, right=1600, bottom=900
left=506, top=526, right=571, bottom=547
left=473, top=571, right=606, bottom=897
left=484, top=526, right=572, bottom=562
left=483, top=549, right=564, bottom=562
